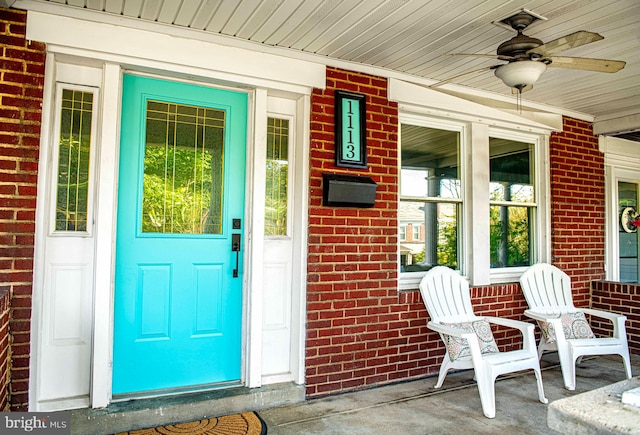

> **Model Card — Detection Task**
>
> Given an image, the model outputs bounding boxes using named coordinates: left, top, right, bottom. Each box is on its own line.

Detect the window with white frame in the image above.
left=53, top=86, right=97, bottom=233
left=399, top=122, right=462, bottom=273
left=618, top=180, right=639, bottom=282
left=412, top=224, right=421, bottom=241
left=399, top=116, right=547, bottom=286
left=489, top=137, right=535, bottom=268
left=265, top=117, right=290, bottom=236
left=603, top=137, right=640, bottom=284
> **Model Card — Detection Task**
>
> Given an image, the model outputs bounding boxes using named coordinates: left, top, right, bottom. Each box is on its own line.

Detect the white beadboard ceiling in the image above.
left=9, top=0, right=640, bottom=137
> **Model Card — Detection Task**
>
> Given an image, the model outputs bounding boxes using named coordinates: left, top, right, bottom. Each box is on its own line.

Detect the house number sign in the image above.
left=335, top=90, right=367, bottom=168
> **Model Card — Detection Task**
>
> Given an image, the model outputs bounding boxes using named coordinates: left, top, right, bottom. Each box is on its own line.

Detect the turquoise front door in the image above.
left=113, top=74, right=247, bottom=395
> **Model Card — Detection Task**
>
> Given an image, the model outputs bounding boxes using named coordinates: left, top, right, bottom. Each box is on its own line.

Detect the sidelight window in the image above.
left=265, top=117, right=290, bottom=236
left=54, top=88, right=95, bottom=233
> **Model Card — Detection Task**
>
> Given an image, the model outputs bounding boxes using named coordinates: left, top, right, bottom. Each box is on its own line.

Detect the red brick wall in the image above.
left=548, top=117, right=605, bottom=306
left=0, top=8, right=45, bottom=411
left=306, top=67, right=406, bottom=397
left=305, top=73, right=611, bottom=398
left=0, top=289, right=10, bottom=411
left=305, top=68, right=531, bottom=398
left=592, top=281, right=640, bottom=352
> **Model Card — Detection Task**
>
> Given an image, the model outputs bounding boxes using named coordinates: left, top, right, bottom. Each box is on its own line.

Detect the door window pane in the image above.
left=265, top=118, right=289, bottom=236
left=142, top=101, right=225, bottom=234
left=489, top=138, right=535, bottom=268
left=619, top=181, right=639, bottom=282
left=400, top=124, right=461, bottom=271
left=55, top=89, right=94, bottom=232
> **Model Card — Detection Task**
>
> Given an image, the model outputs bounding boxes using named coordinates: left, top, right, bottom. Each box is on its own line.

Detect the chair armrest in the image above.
left=581, top=308, right=627, bottom=323
left=523, top=309, right=558, bottom=322
left=581, top=308, right=628, bottom=339
left=484, top=316, right=537, bottom=351
left=523, top=310, right=568, bottom=345
left=484, top=316, right=533, bottom=332
left=427, top=321, right=477, bottom=340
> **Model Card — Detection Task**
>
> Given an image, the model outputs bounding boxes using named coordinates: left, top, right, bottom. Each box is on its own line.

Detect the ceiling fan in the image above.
left=431, top=10, right=626, bottom=93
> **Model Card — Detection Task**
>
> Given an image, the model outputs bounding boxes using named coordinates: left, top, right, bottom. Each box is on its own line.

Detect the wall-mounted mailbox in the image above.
left=323, top=173, right=377, bottom=208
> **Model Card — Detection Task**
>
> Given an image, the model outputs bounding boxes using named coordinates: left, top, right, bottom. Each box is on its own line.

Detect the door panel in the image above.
left=113, top=75, right=247, bottom=395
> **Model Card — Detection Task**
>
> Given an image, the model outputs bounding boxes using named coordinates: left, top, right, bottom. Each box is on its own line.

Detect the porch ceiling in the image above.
left=10, top=0, right=640, bottom=138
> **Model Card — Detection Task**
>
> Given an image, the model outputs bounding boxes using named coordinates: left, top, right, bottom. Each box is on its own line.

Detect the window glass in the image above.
left=400, top=124, right=460, bottom=272
left=489, top=138, right=535, bottom=268
left=412, top=225, right=421, bottom=240
left=142, top=101, right=225, bottom=234
left=618, top=181, right=639, bottom=282
left=265, top=117, right=289, bottom=236
left=55, top=89, right=94, bottom=232
left=399, top=225, right=407, bottom=241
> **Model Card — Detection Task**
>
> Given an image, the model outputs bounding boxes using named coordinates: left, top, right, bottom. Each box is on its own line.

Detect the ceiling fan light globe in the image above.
left=495, top=61, right=547, bottom=88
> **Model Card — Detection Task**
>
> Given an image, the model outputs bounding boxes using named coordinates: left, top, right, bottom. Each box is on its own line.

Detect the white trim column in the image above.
left=91, top=62, right=122, bottom=408
left=246, top=88, right=268, bottom=388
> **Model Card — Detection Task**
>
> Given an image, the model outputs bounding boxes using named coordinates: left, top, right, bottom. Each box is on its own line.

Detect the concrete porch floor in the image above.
left=261, top=354, right=640, bottom=434
left=72, top=353, right=639, bottom=434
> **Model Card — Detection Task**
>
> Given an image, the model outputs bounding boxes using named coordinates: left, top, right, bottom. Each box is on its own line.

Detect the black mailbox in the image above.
left=322, top=173, right=377, bottom=208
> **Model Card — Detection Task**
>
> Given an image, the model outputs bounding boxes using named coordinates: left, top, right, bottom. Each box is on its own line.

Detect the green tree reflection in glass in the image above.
left=55, top=89, right=93, bottom=232
left=142, top=101, right=225, bottom=234
left=265, top=118, right=289, bottom=236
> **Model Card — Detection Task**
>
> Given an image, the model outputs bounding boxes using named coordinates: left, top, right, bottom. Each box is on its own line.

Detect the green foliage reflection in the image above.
left=141, top=105, right=224, bottom=235
left=55, top=89, right=93, bottom=232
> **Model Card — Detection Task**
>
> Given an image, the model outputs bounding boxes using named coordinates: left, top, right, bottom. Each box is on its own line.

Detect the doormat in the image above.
left=116, top=411, right=267, bottom=435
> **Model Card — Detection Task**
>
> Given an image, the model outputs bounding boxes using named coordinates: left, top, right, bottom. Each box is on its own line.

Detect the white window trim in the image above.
left=398, top=114, right=467, bottom=290
left=48, top=83, right=99, bottom=237
left=392, top=79, right=553, bottom=289
left=487, top=128, right=550, bottom=284
left=602, top=136, right=640, bottom=282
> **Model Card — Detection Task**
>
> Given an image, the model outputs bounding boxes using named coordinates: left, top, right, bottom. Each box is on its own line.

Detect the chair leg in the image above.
left=621, top=348, right=633, bottom=379
left=537, top=338, right=546, bottom=360
left=435, top=358, right=452, bottom=389
left=557, top=349, right=577, bottom=391
left=476, top=372, right=496, bottom=419
left=533, top=367, right=549, bottom=404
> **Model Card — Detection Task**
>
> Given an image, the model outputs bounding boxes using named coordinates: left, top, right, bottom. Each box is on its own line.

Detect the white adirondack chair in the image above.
left=519, top=263, right=632, bottom=390
left=419, top=266, right=547, bottom=418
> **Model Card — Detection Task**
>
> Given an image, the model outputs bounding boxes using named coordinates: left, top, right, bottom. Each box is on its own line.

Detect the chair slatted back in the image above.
left=419, top=266, right=475, bottom=323
left=519, top=263, right=576, bottom=313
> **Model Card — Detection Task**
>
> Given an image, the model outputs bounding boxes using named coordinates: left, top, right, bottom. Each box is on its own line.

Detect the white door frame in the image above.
left=27, top=10, right=323, bottom=411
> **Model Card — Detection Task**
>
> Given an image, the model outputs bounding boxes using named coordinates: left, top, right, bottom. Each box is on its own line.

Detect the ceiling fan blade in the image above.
left=429, top=65, right=499, bottom=88
left=548, top=56, right=626, bottom=73
left=529, top=31, right=603, bottom=56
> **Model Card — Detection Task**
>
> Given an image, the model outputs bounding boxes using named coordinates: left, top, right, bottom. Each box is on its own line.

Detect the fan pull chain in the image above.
left=515, top=87, right=523, bottom=113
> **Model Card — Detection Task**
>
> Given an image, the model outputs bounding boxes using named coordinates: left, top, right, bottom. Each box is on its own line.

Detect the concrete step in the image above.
left=71, top=382, right=304, bottom=435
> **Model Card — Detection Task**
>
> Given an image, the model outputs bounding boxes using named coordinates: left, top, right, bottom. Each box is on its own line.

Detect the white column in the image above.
left=468, top=123, right=491, bottom=285
left=91, top=62, right=122, bottom=408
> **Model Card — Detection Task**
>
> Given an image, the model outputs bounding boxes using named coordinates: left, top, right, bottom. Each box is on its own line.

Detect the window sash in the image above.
left=399, top=120, right=463, bottom=274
